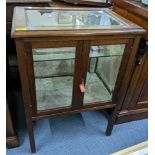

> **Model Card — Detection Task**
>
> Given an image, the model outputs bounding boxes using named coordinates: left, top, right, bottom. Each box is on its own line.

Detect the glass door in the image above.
left=83, top=44, right=125, bottom=105
left=32, top=46, right=76, bottom=111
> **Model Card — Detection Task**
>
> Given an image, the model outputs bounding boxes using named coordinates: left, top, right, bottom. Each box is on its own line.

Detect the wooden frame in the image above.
left=11, top=7, right=144, bottom=38
left=12, top=7, right=145, bottom=153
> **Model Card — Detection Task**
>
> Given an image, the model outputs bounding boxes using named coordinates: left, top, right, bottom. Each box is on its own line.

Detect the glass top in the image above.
left=25, top=9, right=124, bottom=30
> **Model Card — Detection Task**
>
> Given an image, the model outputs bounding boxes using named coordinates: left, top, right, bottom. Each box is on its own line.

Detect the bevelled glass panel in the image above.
left=32, top=47, right=75, bottom=111
left=83, top=44, right=125, bottom=104
left=26, top=9, right=123, bottom=30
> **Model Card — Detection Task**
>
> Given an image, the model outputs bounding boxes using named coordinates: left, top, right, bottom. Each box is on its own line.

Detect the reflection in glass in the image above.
left=84, top=44, right=125, bottom=104
left=32, top=47, right=75, bottom=111
left=26, top=9, right=123, bottom=30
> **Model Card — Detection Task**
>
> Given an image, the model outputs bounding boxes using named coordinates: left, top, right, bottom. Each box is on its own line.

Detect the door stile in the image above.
left=72, top=40, right=84, bottom=109
left=80, top=40, right=91, bottom=104
left=72, top=40, right=91, bottom=109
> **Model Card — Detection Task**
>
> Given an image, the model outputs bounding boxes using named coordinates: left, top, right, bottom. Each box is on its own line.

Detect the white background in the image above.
left=0, top=0, right=154, bottom=154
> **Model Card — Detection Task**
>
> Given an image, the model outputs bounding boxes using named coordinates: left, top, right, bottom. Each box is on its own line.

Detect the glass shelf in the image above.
left=33, top=45, right=124, bottom=62
left=90, top=45, right=124, bottom=58
left=33, top=47, right=75, bottom=61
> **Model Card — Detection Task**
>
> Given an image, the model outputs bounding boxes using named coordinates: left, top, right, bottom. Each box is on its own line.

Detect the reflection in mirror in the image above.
left=32, top=47, right=76, bottom=111
left=84, top=44, right=125, bottom=104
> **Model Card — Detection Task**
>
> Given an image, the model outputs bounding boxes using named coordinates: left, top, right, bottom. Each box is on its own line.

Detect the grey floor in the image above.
left=7, top=110, right=148, bottom=155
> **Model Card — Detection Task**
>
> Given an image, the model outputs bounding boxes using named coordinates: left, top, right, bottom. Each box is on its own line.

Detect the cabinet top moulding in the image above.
left=11, top=7, right=145, bottom=38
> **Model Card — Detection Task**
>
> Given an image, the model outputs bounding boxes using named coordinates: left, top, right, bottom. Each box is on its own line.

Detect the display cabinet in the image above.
left=11, top=7, right=145, bottom=153
left=110, top=0, right=148, bottom=124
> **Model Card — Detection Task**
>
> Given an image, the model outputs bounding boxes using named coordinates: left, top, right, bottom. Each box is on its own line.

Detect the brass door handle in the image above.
left=79, top=79, right=86, bottom=93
